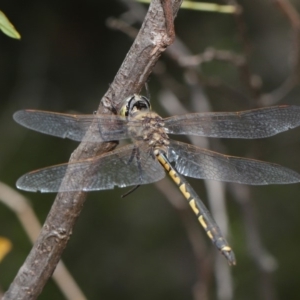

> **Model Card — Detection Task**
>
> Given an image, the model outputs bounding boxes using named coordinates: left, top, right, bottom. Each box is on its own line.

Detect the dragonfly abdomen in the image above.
left=156, top=152, right=236, bottom=266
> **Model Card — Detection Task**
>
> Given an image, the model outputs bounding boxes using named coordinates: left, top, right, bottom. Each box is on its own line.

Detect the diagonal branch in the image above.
left=3, top=1, right=182, bottom=299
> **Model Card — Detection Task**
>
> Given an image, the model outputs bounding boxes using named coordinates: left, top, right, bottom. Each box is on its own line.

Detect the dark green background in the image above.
left=1, top=0, right=300, bottom=299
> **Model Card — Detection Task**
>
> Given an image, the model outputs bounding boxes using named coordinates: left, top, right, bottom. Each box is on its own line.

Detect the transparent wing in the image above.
left=168, top=140, right=300, bottom=185
left=16, top=143, right=165, bottom=192
left=13, top=110, right=132, bottom=142
left=164, top=105, right=300, bottom=139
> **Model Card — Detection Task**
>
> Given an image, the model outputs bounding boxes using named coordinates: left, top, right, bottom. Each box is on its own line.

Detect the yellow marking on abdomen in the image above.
left=169, top=170, right=181, bottom=185
left=161, top=159, right=170, bottom=170
left=179, top=183, right=191, bottom=199
left=221, top=246, right=232, bottom=251
left=156, top=154, right=171, bottom=171
left=164, top=164, right=170, bottom=171
left=188, top=199, right=199, bottom=215
left=198, top=215, right=208, bottom=229
left=207, top=231, right=213, bottom=240
left=156, top=154, right=166, bottom=164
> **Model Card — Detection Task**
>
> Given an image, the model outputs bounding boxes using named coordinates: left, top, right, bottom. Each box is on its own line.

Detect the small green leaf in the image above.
left=180, top=1, right=236, bottom=13
left=0, top=10, right=21, bottom=39
left=136, top=0, right=236, bottom=14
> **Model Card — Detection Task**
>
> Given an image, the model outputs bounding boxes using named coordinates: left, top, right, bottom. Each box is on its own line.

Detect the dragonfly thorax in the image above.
left=128, top=110, right=170, bottom=154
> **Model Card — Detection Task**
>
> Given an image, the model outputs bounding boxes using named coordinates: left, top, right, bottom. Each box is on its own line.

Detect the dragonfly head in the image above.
left=119, top=94, right=151, bottom=117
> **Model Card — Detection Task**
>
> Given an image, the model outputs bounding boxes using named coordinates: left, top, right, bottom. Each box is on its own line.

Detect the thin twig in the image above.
left=228, top=183, right=278, bottom=300
left=3, top=1, right=182, bottom=299
left=260, top=0, right=300, bottom=105
left=154, top=178, right=213, bottom=300
left=225, top=0, right=263, bottom=102
left=177, top=47, right=246, bottom=67
left=0, top=182, right=86, bottom=300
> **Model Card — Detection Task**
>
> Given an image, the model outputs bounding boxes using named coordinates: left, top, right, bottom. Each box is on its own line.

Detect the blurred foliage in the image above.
left=0, top=0, right=300, bottom=299
left=0, top=237, right=12, bottom=262
left=0, top=10, right=20, bottom=39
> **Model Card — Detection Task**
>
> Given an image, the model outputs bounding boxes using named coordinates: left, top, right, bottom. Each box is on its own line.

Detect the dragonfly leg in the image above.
left=127, top=146, right=137, bottom=164
left=127, top=146, right=145, bottom=184
left=121, top=185, right=141, bottom=198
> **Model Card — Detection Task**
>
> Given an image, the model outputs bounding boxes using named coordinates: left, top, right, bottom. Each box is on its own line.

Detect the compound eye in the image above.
left=132, top=101, right=148, bottom=112
left=119, top=94, right=151, bottom=116
left=141, top=96, right=151, bottom=110
left=119, top=95, right=135, bottom=117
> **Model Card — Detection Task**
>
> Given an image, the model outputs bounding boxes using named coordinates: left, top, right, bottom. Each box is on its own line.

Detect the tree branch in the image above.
left=2, top=1, right=182, bottom=299
left=0, top=182, right=87, bottom=300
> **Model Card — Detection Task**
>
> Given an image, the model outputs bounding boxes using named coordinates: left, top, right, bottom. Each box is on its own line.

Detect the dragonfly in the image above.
left=13, top=94, right=300, bottom=265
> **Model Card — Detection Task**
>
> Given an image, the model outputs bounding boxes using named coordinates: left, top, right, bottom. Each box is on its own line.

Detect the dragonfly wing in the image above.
left=13, top=110, right=130, bottom=142
left=17, top=144, right=165, bottom=192
left=168, top=140, right=300, bottom=185
left=164, top=105, right=300, bottom=139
